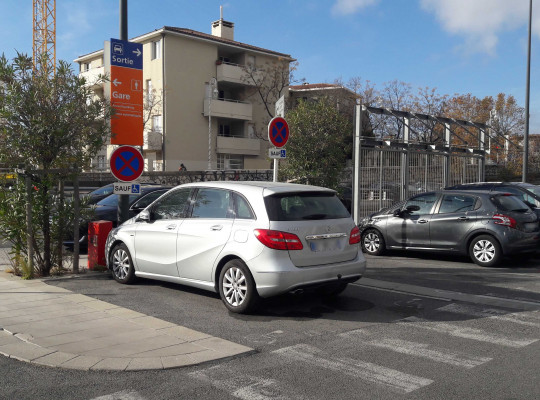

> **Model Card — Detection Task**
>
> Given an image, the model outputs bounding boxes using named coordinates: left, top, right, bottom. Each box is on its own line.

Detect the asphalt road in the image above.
left=2, top=251, right=540, bottom=400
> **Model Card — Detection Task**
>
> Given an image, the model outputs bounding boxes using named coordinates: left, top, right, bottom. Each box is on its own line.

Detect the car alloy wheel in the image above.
left=473, top=240, right=495, bottom=263
left=219, top=259, right=259, bottom=314
left=361, top=229, right=385, bottom=256
left=111, top=244, right=136, bottom=284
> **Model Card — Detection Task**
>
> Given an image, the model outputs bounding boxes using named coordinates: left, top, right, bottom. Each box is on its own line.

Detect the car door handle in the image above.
left=166, top=224, right=177, bottom=230
left=457, top=216, right=469, bottom=221
left=418, top=219, right=429, bottom=224
left=210, top=225, right=223, bottom=231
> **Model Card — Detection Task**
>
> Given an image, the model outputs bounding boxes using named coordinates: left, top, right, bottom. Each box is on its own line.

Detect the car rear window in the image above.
left=264, top=192, right=350, bottom=221
left=491, top=194, right=530, bottom=212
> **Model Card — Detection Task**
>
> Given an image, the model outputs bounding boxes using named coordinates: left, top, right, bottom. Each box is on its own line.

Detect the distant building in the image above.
left=75, top=14, right=293, bottom=171
left=288, top=83, right=359, bottom=119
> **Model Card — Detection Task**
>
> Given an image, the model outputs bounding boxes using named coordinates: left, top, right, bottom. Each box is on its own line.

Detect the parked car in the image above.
left=445, top=182, right=540, bottom=212
left=359, top=190, right=540, bottom=267
left=65, top=185, right=171, bottom=250
left=105, top=181, right=367, bottom=313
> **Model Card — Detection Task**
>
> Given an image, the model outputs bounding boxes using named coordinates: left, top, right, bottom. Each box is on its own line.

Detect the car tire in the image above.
left=361, top=229, right=385, bottom=256
left=110, top=243, right=136, bottom=284
left=219, top=259, right=259, bottom=314
left=469, top=235, right=502, bottom=267
left=317, top=282, right=348, bottom=297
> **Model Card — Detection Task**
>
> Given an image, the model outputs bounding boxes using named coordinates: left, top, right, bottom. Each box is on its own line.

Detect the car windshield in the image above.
left=264, top=191, right=350, bottom=221
left=97, top=193, right=140, bottom=207
left=491, top=194, right=530, bottom=212
left=523, top=185, right=540, bottom=197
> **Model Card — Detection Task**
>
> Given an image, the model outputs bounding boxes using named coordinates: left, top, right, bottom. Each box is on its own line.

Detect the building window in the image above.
left=81, top=63, right=90, bottom=72
left=146, top=79, right=153, bottom=102
left=153, top=160, right=163, bottom=171
left=247, top=54, right=255, bottom=68
left=97, top=155, right=105, bottom=170
left=218, top=124, right=231, bottom=137
left=152, top=115, right=162, bottom=132
left=217, top=154, right=244, bottom=170
left=151, top=40, right=161, bottom=60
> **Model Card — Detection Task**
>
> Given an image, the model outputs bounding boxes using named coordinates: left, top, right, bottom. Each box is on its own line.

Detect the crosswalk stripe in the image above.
left=89, top=390, right=146, bottom=400
left=400, top=316, right=538, bottom=348
left=190, top=368, right=307, bottom=400
left=273, top=344, right=433, bottom=394
left=340, top=329, right=491, bottom=368
left=438, top=303, right=540, bottom=328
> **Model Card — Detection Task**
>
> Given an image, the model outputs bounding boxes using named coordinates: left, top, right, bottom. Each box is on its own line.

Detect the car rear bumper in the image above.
left=248, top=251, right=367, bottom=298
left=501, top=231, right=540, bottom=255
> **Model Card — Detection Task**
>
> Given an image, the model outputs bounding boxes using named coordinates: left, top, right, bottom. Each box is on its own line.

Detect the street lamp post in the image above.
left=208, top=77, right=218, bottom=170
left=523, top=0, right=532, bottom=182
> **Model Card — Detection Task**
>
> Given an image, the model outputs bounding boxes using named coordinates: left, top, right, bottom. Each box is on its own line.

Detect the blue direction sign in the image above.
left=110, top=38, right=143, bottom=70
left=109, top=145, right=144, bottom=182
left=268, top=117, right=289, bottom=148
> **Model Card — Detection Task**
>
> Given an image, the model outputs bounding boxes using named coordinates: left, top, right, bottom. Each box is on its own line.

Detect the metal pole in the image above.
left=273, top=159, right=278, bottom=182
left=352, top=104, right=362, bottom=224
left=120, top=0, right=127, bottom=41
left=117, top=0, right=129, bottom=224
left=523, top=0, right=532, bottom=182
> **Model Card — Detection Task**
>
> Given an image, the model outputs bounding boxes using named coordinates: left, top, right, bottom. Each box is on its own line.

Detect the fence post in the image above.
left=479, top=128, right=486, bottom=181
left=352, top=104, right=362, bottom=225
left=400, top=117, right=410, bottom=201
left=444, top=123, right=452, bottom=187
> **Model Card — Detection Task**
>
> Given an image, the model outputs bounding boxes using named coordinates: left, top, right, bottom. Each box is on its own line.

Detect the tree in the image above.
left=281, top=98, right=352, bottom=191
left=0, top=53, right=111, bottom=276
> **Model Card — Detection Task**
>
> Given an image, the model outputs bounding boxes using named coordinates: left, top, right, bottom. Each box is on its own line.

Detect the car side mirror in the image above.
left=393, top=209, right=403, bottom=217
left=136, top=210, right=151, bottom=222
left=406, top=205, right=421, bottom=213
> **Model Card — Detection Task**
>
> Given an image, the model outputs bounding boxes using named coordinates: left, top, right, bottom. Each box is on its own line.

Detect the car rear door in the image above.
left=429, top=193, right=478, bottom=249
left=176, top=188, right=234, bottom=282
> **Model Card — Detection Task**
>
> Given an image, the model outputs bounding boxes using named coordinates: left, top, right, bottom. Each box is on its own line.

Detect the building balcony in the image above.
left=143, top=130, right=162, bottom=151
left=203, top=98, right=252, bottom=121
left=216, top=62, right=262, bottom=86
left=217, top=136, right=260, bottom=156
left=79, top=66, right=105, bottom=89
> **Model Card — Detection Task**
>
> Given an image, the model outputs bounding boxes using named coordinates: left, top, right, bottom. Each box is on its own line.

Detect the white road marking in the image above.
left=272, top=344, right=433, bottom=394
left=400, top=316, right=538, bottom=348
left=244, top=330, right=284, bottom=345
left=89, top=390, right=146, bottom=400
left=438, top=303, right=540, bottom=328
left=340, top=329, right=491, bottom=368
left=190, top=367, right=307, bottom=400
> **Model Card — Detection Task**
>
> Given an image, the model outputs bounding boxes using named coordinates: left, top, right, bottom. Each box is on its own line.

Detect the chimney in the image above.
left=212, top=6, right=234, bottom=40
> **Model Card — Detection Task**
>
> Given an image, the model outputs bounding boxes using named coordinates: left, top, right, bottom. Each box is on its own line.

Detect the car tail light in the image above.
left=349, top=226, right=361, bottom=244
left=254, top=229, right=303, bottom=250
left=493, top=213, right=517, bottom=229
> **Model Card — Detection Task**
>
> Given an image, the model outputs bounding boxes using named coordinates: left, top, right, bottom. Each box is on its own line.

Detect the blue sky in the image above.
left=1, top=0, right=539, bottom=132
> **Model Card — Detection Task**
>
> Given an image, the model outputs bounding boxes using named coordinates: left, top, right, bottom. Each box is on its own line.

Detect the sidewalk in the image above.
left=0, top=249, right=253, bottom=371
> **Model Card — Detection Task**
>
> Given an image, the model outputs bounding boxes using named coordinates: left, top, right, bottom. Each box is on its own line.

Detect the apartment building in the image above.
left=75, top=16, right=293, bottom=171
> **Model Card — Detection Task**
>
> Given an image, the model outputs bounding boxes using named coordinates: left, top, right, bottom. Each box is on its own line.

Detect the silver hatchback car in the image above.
left=105, top=182, right=366, bottom=313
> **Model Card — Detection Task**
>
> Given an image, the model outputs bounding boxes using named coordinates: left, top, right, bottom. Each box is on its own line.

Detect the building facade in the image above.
left=75, top=17, right=293, bottom=171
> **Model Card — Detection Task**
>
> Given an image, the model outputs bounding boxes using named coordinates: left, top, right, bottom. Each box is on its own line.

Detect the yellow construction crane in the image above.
left=32, top=0, right=56, bottom=75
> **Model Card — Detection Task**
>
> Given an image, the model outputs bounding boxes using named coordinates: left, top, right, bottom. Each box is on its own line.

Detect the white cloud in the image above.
left=332, top=0, right=379, bottom=16
left=420, top=0, right=538, bottom=55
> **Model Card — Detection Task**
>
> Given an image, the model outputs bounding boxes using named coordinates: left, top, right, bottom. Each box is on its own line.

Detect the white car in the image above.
left=105, top=181, right=367, bottom=313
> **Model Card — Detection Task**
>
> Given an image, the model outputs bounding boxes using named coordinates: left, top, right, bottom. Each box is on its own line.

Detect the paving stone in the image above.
left=125, top=357, right=163, bottom=371
left=105, top=307, right=146, bottom=319
left=129, top=342, right=206, bottom=358
left=90, top=357, right=131, bottom=371
left=0, top=331, right=20, bottom=346
left=187, top=349, right=225, bottom=364
left=129, top=316, right=176, bottom=329
left=33, top=351, right=78, bottom=367
left=83, top=334, right=184, bottom=358
left=0, top=341, right=55, bottom=361
left=193, top=337, right=253, bottom=356
left=161, top=354, right=194, bottom=369
left=81, top=300, right=120, bottom=311
left=60, top=355, right=103, bottom=370
left=158, top=326, right=211, bottom=341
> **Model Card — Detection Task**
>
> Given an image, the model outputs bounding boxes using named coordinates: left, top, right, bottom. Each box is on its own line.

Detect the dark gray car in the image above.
left=358, top=190, right=540, bottom=267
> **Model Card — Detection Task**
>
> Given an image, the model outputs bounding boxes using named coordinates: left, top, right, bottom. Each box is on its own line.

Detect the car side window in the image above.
left=191, top=189, right=231, bottom=219
left=131, top=190, right=167, bottom=210
left=151, top=189, right=190, bottom=220
left=404, top=193, right=437, bottom=215
left=438, top=194, right=476, bottom=214
left=234, top=193, right=255, bottom=219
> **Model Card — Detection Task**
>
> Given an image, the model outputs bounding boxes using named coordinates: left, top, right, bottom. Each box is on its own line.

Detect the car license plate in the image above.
left=309, top=239, right=344, bottom=252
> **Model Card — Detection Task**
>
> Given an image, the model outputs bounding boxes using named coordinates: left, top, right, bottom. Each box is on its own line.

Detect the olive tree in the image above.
left=0, top=53, right=111, bottom=276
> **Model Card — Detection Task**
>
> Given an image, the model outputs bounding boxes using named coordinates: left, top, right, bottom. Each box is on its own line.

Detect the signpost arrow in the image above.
left=133, top=48, right=141, bottom=57
left=112, top=79, right=122, bottom=87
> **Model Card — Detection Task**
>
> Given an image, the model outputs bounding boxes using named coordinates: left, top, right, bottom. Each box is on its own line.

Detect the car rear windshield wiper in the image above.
left=302, top=213, right=328, bottom=220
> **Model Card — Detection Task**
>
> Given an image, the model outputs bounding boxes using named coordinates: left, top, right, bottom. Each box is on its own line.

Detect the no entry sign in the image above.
left=268, top=117, right=289, bottom=148
left=109, top=145, right=144, bottom=182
